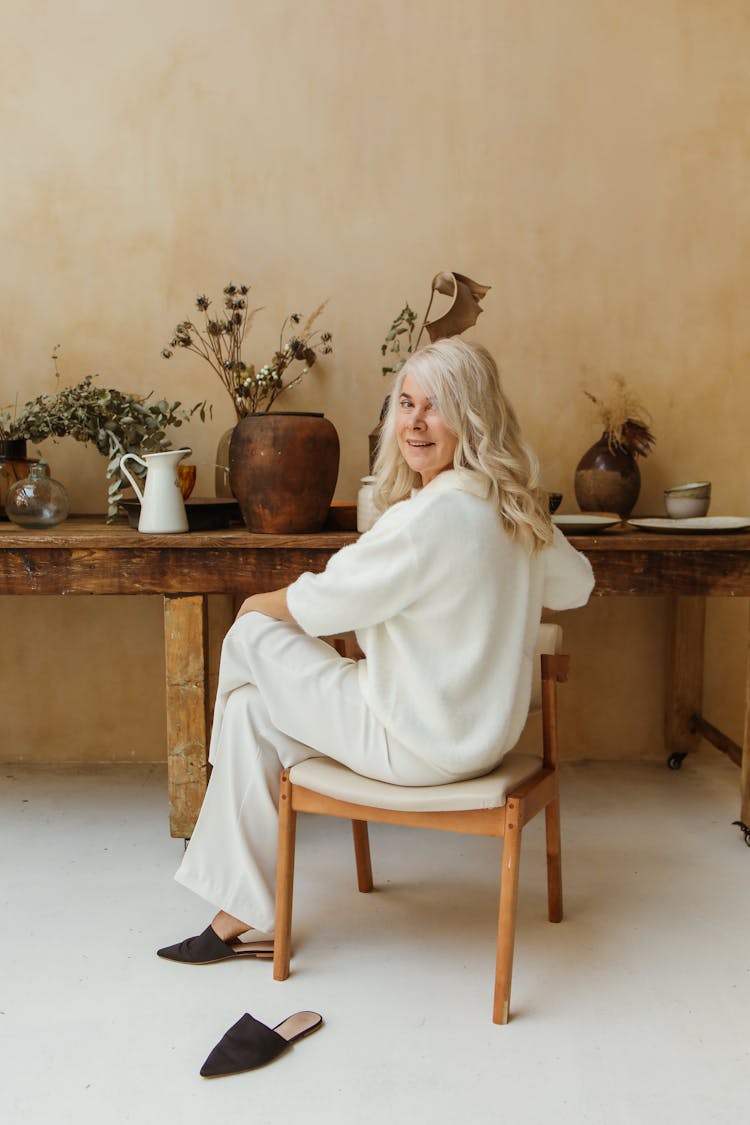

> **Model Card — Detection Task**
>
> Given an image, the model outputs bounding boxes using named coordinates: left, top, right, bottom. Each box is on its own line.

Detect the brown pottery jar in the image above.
left=228, top=412, right=340, bottom=533
left=573, top=432, right=640, bottom=519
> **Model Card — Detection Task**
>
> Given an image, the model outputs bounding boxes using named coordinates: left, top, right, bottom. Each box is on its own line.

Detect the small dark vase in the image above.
left=368, top=394, right=390, bottom=473
left=574, top=432, right=640, bottom=518
left=228, top=412, right=340, bottom=533
left=0, top=438, right=44, bottom=520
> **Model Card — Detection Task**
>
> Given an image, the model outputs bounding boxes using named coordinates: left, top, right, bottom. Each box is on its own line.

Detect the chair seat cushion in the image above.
left=287, top=753, right=543, bottom=813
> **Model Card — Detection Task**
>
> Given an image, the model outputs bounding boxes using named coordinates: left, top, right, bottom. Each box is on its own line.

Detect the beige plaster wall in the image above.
left=1, top=0, right=748, bottom=762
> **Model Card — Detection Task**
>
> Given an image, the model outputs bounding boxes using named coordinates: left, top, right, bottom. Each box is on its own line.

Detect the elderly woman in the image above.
left=158, top=338, right=593, bottom=964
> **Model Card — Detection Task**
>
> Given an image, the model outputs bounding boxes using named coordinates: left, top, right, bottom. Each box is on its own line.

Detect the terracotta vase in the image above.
left=0, top=439, right=45, bottom=520
left=228, top=412, right=340, bottom=533
left=574, top=432, right=640, bottom=519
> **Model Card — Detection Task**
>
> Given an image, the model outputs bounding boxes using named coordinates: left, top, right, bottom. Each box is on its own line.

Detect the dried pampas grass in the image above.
left=583, top=374, right=655, bottom=457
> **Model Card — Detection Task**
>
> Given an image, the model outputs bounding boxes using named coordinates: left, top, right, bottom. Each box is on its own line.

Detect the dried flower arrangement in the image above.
left=1, top=364, right=207, bottom=520
left=380, top=271, right=490, bottom=376
left=583, top=374, right=656, bottom=457
left=162, top=283, right=333, bottom=418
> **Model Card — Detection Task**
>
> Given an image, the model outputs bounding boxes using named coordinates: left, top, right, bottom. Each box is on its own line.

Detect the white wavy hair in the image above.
left=373, top=338, right=552, bottom=551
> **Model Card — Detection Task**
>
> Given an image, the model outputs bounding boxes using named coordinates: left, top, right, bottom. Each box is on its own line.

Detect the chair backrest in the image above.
left=529, top=622, right=563, bottom=713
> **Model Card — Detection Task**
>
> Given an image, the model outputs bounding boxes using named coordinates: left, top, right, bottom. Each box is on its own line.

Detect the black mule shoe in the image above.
left=157, top=925, right=274, bottom=964
left=200, top=1011, right=323, bottom=1078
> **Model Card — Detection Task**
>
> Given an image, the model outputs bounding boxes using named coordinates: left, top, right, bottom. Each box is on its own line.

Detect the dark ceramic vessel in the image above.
left=228, top=412, right=340, bottom=533
left=574, top=432, right=640, bottom=518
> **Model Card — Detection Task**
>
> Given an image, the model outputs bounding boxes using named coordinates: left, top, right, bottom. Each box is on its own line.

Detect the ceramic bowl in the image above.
left=664, top=494, right=711, bottom=519
left=665, top=481, right=711, bottom=499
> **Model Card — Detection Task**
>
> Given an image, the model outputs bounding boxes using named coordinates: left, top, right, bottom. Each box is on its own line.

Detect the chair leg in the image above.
left=545, top=795, right=564, bottom=923
left=493, top=797, right=523, bottom=1025
left=273, top=771, right=297, bottom=981
left=351, top=820, right=374, bottom=892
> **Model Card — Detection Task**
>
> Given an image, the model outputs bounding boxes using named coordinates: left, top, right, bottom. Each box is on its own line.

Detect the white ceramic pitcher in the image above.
left=119, top=448, right=191, bottom=534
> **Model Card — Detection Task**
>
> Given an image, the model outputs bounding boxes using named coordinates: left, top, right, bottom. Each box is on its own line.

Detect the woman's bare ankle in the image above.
left=211, top=910, right=252, bottom=943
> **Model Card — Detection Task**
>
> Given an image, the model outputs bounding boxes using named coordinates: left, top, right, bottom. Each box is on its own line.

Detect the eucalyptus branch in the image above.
left=380, top=303, right=418, bottom=376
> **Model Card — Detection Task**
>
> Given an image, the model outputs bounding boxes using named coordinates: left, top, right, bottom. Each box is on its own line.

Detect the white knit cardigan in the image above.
left=287, top=470, right=594, bottom=775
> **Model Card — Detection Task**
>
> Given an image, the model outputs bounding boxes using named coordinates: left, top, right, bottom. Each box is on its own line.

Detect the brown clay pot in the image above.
left=228, top=412, right=340, bottom=533
left=574, top=432, right=640, bottom=519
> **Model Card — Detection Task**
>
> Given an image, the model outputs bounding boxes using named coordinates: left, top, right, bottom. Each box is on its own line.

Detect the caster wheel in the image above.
left=667, top=753, right=687, bottom=770
left=732, top=821, right=750, bottom=847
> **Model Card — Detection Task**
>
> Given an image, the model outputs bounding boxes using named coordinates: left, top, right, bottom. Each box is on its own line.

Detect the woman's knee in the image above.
left=226, top=610, right=266, bottom=646
left=226, top=611, right=300, bottom=661
left=223, top=681, right=262, bottom=719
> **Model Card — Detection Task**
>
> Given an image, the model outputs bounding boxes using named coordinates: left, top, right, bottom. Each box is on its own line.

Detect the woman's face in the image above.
left=396, top=370, right=458, bottom=486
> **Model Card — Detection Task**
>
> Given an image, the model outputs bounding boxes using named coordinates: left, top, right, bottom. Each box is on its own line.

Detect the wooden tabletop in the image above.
left=565, top=522, right=750, bottom=596
left=0, top=515, right=355, bottom=549
left=1, top=514, right=748, bottom=546
left=1, top=516, right=749, bottom=596
left=0, top=516, right=358, bottom=595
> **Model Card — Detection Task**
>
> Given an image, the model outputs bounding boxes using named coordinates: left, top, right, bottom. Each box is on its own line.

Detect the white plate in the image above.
left=627, top=517, right=750, bottom=534
left=552, top=514, right=620, bottom=534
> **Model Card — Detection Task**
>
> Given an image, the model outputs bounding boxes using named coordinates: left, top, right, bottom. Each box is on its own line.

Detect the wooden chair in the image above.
left=273, top=623, right=570, bottom=1024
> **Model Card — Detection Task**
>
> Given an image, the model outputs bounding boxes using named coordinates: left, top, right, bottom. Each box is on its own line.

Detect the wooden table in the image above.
left=1, top=518, right=749, bottom=841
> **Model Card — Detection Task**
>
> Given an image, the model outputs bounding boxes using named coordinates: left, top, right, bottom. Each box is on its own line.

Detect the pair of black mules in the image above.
left=157, top=925, right=322, bottom=1078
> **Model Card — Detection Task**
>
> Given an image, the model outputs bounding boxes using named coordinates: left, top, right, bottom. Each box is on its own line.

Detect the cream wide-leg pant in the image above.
left=174, top=612, right=458, bottom=933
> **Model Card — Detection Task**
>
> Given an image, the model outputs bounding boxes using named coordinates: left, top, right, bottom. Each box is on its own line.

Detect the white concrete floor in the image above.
left=1, top=754, right=748, bottom=1125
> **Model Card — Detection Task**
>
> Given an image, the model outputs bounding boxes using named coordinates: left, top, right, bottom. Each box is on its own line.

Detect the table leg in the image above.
left=665, top=595, right=706, bottom=768
left=164, top=594, right=209, bottom=838
left=739, top=603, right=750, bottom=837
left=207, top=594, right=237, bottom=728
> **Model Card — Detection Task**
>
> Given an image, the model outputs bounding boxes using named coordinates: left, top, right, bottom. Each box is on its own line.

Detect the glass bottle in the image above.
left=5, top=461, right=70, bottom=528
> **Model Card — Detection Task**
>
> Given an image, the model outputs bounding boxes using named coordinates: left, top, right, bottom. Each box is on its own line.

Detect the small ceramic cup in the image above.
left=664, top=481, right=711, bottom=519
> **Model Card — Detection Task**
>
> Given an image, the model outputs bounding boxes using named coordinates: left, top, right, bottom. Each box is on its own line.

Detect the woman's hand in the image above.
left=236, top=587, right=297, bottom=624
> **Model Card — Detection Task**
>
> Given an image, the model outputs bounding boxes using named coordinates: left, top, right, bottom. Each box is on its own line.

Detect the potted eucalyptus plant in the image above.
left=1, top=372, right=207, bottom=521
